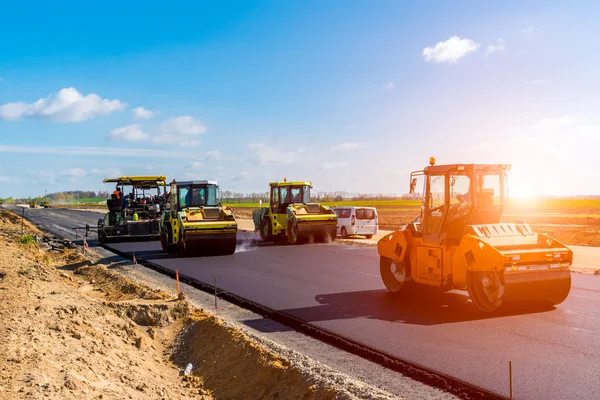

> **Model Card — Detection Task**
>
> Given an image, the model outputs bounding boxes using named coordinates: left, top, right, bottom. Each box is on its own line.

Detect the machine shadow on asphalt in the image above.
left=246, top=289, right=558, bottom=328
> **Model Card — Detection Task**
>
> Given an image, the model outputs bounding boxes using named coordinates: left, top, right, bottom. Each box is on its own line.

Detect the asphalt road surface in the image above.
left=8, top=206, right=600, bottom=399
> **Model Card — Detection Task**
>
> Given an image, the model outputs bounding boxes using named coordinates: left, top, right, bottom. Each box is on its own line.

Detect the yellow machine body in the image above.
left=377, top=159, right=572, bottom=312
left=160, top=179, right=237, bottom=256
left=252, top=180, right=337, bottom=244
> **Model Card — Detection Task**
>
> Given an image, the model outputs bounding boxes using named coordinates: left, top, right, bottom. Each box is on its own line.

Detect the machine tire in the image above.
left=365, top=235, right=373, bottom=239
left=220, top=238, right=237, bottom=255
left=341, top=227, right=348, bottom=238
left=259, top=217, right=272, bottom=242
left=287, top=220, right=301, bottom=245
left=328, top=228, right=337, bottom=243
left=466, top=271, right=504, bottom=313
left=178, top=233, right=188, bottom=257
left=98, top=230, right=106, bottom=245
left=160, top=231, right=169, bottom=252
left=380, top=256, right=408, bottom=293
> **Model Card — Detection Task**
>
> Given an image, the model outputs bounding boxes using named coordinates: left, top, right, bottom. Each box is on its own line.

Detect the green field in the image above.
left=223, top=199, right=423, bottom=209
left=46, top=197, right=600, bottom=212
left=222, top=198, right=600, bottom=211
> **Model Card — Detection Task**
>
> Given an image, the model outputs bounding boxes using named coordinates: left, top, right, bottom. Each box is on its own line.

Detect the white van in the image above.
left=332, top=206, right=378, bottom=239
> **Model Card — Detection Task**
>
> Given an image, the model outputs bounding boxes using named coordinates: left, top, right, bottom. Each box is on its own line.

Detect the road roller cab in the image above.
left=252, top=178, right=338, bottom=244
left=159, top=179, right=237, bottom=256
left=377, top=157, right=572, bottom=312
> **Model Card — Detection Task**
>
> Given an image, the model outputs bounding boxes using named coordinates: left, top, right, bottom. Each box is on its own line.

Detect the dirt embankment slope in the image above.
left=0, top=209, right=397, bottom=400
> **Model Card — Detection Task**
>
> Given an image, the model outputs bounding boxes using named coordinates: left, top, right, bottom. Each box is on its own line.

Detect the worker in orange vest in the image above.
left=112, top=186, right=121, bottom=200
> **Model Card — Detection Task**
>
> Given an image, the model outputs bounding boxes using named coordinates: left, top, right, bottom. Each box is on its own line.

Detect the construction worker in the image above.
left=112, top=185, right=121, bottom=200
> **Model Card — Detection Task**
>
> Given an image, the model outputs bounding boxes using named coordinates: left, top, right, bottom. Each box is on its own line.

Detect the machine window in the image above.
left=302, top=185, right=311, bottom=203
left=178, top=186, right=190, bottom=208
left=280, top=187, right=290, bottom=204
left=426, top=174, right=446, bottom=234
left=291, top=187, right=302, bottom=203
left=428, top=174, right=446, bottom=209
left=206, top=186, right=217, bottom=206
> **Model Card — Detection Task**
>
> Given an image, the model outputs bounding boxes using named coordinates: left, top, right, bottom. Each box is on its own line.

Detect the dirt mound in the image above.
left=0, top=209, right=213, bottom=400
left=171, top=311, right=388, bottom=400
left=75, top=263, right=172, bottom=301
left=0, top=209, right=39, bottom=233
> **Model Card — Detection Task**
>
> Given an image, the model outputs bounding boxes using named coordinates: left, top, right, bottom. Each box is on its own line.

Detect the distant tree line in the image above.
left=219, top=190, right=423, bottom=203
left=3, top=190, right=110, bottom=205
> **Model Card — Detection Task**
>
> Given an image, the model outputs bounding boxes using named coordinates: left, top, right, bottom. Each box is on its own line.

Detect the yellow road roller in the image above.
left=378, top=157, right=572, bottom=312
left=159, top=179, right=237, bottom=256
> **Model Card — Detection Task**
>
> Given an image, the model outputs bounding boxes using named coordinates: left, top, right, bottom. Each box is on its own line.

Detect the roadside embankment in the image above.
left=0, top=208, right=399, bottom=400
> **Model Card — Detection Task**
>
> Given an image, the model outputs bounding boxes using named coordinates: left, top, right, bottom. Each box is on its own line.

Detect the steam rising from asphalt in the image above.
left=236, top=238, right=259, bottom=253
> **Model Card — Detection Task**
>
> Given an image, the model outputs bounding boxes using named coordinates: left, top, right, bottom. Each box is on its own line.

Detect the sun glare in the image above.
left=509, top=184, right=537, bottom=200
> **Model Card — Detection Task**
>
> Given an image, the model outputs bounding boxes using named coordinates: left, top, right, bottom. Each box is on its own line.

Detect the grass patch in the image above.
left=20, top=235, right=35, bottom=245
left=223, top=199, right=423, bottom=209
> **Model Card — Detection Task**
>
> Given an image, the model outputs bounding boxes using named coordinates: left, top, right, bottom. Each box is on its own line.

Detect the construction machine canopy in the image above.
left=176, top=180, right=218, bottom=186
left=424, top=163, right=511, bottom=174
left=409, top=159, right=512, bottom=240
left=269, top=180, right=312, bottom=188
left=174, top=180, right=220, bottom=208
left=103, top=176, right=167, bottom=188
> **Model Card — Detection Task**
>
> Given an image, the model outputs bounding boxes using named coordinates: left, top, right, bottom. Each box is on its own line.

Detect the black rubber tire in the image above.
left=329, top=228, right=337, bottom=243
left=380, top=256, right=408, bottom=293
left=341, top=227, right=348, bottom=238
left=219, top=238, right=237, bottom=255
left=178, top=233, right=187, bottom=257
left=365, top=235, right=373, bottom=239
left=466, top=271, right=504, bottom=313
left=160, top=231, right=169, bottom=252
left=259, top=217, right=272, bottom=242
left=287, top=220, right=301, bottom=245
left=97, top=230, right=106, bottom=245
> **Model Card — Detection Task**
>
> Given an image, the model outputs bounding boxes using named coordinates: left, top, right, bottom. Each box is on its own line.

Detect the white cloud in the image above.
left=0, top=144, right=194, bottom=158
left=133, top=106, right=156, bottom=120
left=330, top=142, right=369, bottom=151
left=0, top=87, right=125, bottom=122
left=248, top=143, right=297, bottom=166
left=150, top=134, right=172, bottom=145
left=107, top=124, right=149, bottom=141
left=204, top=150, right=222, bottom=160
left=319, top=162, right=348, bottom=170
left=188, top=151, right=223, bottom=167
left=484, top=38, right=506, bottom=56
left=231, top=171, right=251, bottom=181
left=422, top=36, right=479, bottom=63
left=522, top=26, right=534, bottom=34
left=161, top=116, right=206, bottom=136
left=383, top=81, right=395, bottom=90
left=64, top=168, right=87, bottom=178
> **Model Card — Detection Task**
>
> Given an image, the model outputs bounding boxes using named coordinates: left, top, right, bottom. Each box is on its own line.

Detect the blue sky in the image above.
left=1, top=0, right=599, bottom=198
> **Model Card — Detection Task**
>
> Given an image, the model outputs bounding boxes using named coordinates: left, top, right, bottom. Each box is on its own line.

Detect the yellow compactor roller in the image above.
left=378, top=158, right=572, bottom=312
left=252, top=179, right=337, bottom=244
left=159, top=179, right=237, bottom=256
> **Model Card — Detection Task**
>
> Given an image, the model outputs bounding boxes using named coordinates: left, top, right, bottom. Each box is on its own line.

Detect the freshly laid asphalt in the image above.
left=8, top=206, right=600, bottom=399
